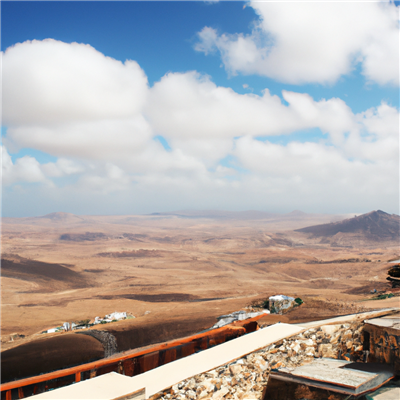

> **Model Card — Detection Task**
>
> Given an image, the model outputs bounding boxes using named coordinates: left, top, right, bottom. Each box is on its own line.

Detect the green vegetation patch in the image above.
left=294, top=297, right=303, bottom=305
left=372, top=293, right=394, bottom=300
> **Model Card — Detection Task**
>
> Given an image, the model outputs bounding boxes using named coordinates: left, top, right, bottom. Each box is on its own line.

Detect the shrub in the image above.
left=295, top=297, right=303, bottom=305
left=373, top=293, right=394, bottom=300
left=250, top=298, right=269, bottom=309
left=75, top=319, right=91, bottom=326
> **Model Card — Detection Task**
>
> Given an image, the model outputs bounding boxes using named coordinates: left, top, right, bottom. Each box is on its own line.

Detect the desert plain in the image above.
left=1, top=210, right=399, bottom=381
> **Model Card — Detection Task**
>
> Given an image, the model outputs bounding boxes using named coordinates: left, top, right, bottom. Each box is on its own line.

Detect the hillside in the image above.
left=295, top=210, right=400, bottom=241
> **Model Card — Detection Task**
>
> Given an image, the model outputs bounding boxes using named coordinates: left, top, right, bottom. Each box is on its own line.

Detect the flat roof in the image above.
left=270, top=358, right=394, bottom=395
left=365, top=317, right=400, bottom=330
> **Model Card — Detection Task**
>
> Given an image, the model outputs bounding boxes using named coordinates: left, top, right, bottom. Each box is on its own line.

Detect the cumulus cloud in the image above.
left=2, top=146, right=49, bottom=186
left=2, top=39, right=398, bottom=215
left=3, top=39, right=148, bottom=126
left=195, top=1, right=399, bottom=85
left=41, top=158, right=84, bottom=178
left=6, top=116, right=153, bottom=160
left=146, top=71, right=359, bottom=160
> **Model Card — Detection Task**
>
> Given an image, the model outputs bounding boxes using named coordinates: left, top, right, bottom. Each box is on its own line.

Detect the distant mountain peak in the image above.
left=38, top=212, right=82, bottom=221
left=369, top=210, right=389, bottom=216
left=287, top=210, right=307, bottom=216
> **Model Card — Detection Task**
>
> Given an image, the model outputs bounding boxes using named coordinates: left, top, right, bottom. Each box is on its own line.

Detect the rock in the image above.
left=214, top=381, right=222, bottom=390
left=277, top=345, right=287, bottom=353
left=203, top=379, right=216, bottom=392
left=213, top=387, right=229, bottom=400
left=316, top=331, right=325, bottom=339
left=320, top=325, right=341, bottom=335
left=172, top=384, right=179, bottom=393
left=241, top=395, right=257, bottom=400
left=188, top=378, right=196, bottom=388
left=330, top=332, right=342, bottom=345
left=305, top=347, right=315, bottom=356
left=303, top=329, right=317, bottom=337
left=198, top=391, right=209, bottom=399
left=254, top=358, right=269, bottom=371
left=346, top=340, right=353, bottom=350
left=229, top=365, right=243, bottom=376
left=271, top=361, right=285, bottom=369
left=342, top=329, right=353, bottom=341
left=301, top=338, right=314, bottom=347
left=291, top=343, right=301, bottom=354
left=319, top=343, right=337, bottom=358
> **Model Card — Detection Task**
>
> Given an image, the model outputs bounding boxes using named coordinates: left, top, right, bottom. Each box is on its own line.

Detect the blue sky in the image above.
left=2, top=1, right=399, bottom=217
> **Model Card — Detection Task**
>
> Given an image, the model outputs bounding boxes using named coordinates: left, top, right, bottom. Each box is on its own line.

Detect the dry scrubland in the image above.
left=1, top=211, right=399, bottom=352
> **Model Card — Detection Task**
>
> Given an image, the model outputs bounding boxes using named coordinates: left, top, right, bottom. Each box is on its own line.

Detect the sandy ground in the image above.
left=1, top=212, right=398, bottom=356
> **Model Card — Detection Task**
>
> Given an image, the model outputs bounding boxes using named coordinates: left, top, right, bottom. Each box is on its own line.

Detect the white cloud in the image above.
left=6, top=116, right=153, bottom=160
left=147, top=71, right=358, bottom=151
left=2, top=146, right=49, bottom=186
left=3, top=39, right=149, bottom=126
left=76, top=163, right=132, bottom=194
left=195, top=1, right=399, bottom=85
left=2, top=39, right=398, bottom=215
left=41, top=158, right=84, bottom=178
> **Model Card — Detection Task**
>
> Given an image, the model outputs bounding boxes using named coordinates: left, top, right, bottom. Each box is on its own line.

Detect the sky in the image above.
left=1, top=0, right=399, bottom=217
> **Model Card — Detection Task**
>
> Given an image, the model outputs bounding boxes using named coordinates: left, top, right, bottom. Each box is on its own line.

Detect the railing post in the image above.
left=75, top=372, right=81, bottom=382
left=18, top=387, right=24, bottom=399
left=6, top=390, right=12, bottom=400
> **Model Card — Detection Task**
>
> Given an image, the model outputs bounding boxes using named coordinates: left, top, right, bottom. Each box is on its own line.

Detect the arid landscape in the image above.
left=1, top=209, right=399, bottom=382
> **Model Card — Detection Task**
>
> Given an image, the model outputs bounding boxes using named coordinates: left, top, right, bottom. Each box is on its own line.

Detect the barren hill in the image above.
left=149, top=210, right=278, bottom=220
left=295, top=210, right=400, bottom=241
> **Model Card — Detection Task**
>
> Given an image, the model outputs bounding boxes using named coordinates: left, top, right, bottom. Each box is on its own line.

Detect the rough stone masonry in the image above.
left=150, top=321, right=365, bottom=400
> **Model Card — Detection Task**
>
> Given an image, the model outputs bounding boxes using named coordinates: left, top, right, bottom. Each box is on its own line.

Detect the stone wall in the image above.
left=363, top=322, right=400, bottom=374
left=151, top=322, right=365, bottom=400
left=77, top=329, right=118, bottom=357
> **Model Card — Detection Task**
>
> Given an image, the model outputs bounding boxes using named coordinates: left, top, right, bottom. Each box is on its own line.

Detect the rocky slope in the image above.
left=295, top=210, right=400, bottom=242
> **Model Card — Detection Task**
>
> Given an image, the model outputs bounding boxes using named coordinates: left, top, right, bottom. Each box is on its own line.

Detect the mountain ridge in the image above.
left=295, top=210, right=400, bottom=241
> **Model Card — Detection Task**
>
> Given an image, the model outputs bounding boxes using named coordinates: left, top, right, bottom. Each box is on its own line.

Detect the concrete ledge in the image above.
left=294, top=308, right=400, bottom=329
left=29, top=372, right=145, bottom=400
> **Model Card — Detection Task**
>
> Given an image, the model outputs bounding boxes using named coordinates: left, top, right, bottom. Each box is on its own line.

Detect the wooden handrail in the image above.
left=1, top=314, right=264, bottom=393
